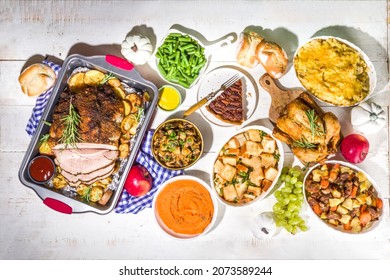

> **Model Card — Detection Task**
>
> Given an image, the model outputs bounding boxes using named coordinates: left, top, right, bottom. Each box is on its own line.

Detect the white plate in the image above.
left=197, top=66, right=258, bottom=127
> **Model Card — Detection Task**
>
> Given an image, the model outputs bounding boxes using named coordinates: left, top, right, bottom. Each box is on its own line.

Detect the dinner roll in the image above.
left=18, top=63, right=56, bottom=97
left=257, top=41, right=288, bottom=79
left=236, top=32, right=264, bottom=68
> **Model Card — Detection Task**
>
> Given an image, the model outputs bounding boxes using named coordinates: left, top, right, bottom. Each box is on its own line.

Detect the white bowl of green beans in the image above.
left=155, top=31, right=208, bottom=89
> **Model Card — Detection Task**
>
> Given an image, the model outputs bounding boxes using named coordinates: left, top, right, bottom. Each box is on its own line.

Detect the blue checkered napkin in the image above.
left=25, top=60, right=62, bottom=137
left=115, top=130, right=185, bottom=214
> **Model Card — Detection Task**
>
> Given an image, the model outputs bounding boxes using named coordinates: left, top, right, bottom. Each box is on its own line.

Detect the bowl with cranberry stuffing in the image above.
left=303, top=160, right=383, bottom=234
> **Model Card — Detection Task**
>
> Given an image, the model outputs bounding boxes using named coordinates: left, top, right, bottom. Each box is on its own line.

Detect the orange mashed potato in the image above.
left=156, top=179, right=214, bottom=235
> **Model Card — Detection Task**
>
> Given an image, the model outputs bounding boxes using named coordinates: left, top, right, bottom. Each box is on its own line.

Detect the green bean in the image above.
left=156, top=32, right=206, bottom=88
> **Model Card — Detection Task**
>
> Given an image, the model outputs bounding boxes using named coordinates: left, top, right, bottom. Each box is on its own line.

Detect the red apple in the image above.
left=340, top=134, right=370, bottom=163
left=124, top=165, right=153, bottom=197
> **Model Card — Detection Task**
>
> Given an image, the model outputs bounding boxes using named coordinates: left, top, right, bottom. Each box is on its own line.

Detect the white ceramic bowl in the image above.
left=303, top=160, right=384, bottom=234
left=210, top=125, right=284, bottom=207
left=293, top=36, right=377, bottom=107
left=152, top=175, right=218, bottom=239
left=155, top=29, right=209, bottom=89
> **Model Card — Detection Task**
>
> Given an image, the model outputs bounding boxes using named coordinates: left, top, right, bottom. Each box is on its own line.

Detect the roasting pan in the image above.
left=18, top=54, right=158, bottom=214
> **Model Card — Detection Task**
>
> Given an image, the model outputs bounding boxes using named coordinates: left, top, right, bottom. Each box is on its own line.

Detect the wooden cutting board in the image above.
left=259, top=73, right=305, bottom=123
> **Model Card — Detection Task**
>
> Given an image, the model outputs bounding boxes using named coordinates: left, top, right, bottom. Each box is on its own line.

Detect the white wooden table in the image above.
left=0, top=0, right=389, bottom=260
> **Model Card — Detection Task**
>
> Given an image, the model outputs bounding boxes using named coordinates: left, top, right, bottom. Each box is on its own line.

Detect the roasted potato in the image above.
left=119, top=143, right=130, bottom=159
left=84, top=69, right=105, bottom=86
left=126, top=93, right=142, bottom=113
left=108, top=78, right=121, bottom=88
left=122, top=100, right=132, bottom=116
left=68, top=72, right=86, bottom=92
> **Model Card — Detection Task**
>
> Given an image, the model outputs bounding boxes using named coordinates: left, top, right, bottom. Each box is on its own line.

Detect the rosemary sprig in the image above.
left=83, top=187, right=91, bottom=203
left=43, top=120, right=52, bottom=126
left=136, top=107, right=144, bottom=122
left=99, top=72, right=115, bottom=85
left=40, top=133, right=50, bottom=144
left=60, top=100, right=81, bottom=148
left=305, top=109, right=324, bottom=138
left=293, top=136, right=318, bottom=149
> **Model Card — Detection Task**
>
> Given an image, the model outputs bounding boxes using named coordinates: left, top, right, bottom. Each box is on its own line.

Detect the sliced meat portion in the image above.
left=61, top=161, right=116, bottom=186
left=52, top=143, right=119, bottom=186
left=52, top=144, right=118, bottom=175
left=48, top=84, right=124, bottom=148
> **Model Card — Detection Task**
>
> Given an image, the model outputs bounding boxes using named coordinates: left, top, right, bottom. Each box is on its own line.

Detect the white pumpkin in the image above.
left=121, top=34, right=153, bottom=65
left=250, top=212, right=278, bottom=239
left=351, top=102, right=386, bottom=135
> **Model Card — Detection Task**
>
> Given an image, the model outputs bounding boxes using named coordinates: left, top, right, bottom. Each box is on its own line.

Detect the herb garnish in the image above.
left=40, top=133, right=50, bottom=144
left=305, top=109, right=324, bottom=139
left=60, top=100, right=81, bottom=148
left=136, top=107, right=144, bottom=122
left=238, top=171, right=249, bottom=182
left=83, top=187, right=91, bottom=203
left=293, top=136, right=318, bottom=149
left=99, top=72, right=115, bottom=85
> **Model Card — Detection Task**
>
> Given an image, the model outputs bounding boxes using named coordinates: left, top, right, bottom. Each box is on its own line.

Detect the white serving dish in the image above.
left=155, top=27, right=235, bottom=89
left=210, top=125, right=284, bottom=207
left=293, top=36, right=377, bottom=107
left=152, top=175, right=219, bottom=240
left=303, top=160, right=384, bottom=234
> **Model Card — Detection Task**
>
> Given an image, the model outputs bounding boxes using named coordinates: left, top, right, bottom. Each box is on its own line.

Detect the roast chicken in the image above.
left=273, top=92, right=341, bottom=164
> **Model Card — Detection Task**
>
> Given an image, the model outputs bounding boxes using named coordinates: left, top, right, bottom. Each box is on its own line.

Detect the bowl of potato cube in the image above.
left=211, top=125, right=284, bottom=207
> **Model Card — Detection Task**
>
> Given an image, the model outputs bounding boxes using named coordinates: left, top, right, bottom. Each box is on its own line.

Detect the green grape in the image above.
left=293, top=187, right=302, bottom=194
left=289, top=194, right=298, bottom=202
left=292, top=170, right=301, bottom=178
left=275, top=219, right=284, bottom=227
left=272, top=165, right=308, bottom=235
left=295, top=181, right=303, bottom=188
left=291, top=226, right=298, bottom=235
left=283, top=211, right=292, bottom=218
left=290, top=176, right=298, bottom=185
left=300, top=224, right=308, bottom=232
left=282, top=166, right=289, bottom=174
left=282, top=197, right=290, bottom=205
left=282, top=186, right=292, bottom=193
left=273, top=203, right=282, bottom=213
left=290, top=217, right=301, bottom=225
left=287, top=203, right=297, bottom=212
left=285, top=224, right=293, bottom=233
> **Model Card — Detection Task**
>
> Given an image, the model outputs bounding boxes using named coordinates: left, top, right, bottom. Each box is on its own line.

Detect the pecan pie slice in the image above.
left=206, top=79, right=244, bottom=125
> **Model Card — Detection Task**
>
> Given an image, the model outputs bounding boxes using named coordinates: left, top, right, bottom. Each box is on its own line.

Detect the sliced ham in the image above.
left=52, top=142, right=119, bottom=186
left=61, top=161, right=116, bottom=186
left=52, top=144, right=118, bottom=175
left=53, top=143, right=118, bottom=151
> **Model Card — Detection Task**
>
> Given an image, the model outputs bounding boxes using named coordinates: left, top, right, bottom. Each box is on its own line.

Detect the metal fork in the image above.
left=183, top=73, right=242, bottom=117
left=205, top=73, right=242, bottom=101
